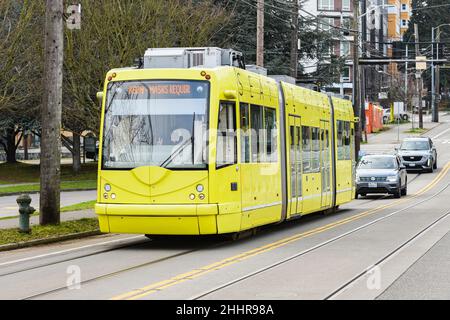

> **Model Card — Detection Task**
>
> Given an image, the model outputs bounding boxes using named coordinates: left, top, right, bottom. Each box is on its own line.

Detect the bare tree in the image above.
left=62, top=0, right=229, bottom=173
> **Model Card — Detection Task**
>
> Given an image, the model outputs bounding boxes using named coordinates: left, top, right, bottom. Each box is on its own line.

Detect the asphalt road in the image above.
left=0, top=114, right=449, bottom=300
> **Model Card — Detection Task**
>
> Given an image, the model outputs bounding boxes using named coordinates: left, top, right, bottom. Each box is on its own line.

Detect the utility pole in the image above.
left=360, top=0, right=367, bottom=143
left=352, top=0, right=361, bottom=159
left=436, top=28, right=441, bottom=122
left=290, top=0, right=299, bottom=79
left=431, top=27, right=437, bottom=122
left=40, top=0, right=64, bottom=225
left=256, top=0, right=264, bottom=67
left=405, top=45, right=409, bottom=130
left=414, top=24, right=423, bottom=129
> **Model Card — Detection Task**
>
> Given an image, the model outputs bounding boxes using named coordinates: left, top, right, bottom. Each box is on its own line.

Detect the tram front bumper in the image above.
left=95, top=203, right=219, bottom=235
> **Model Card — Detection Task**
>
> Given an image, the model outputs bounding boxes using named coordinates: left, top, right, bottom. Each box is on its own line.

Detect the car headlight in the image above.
left=386, top=176, right=398, bottom=182
left=356, top=175, right=361, bottom=182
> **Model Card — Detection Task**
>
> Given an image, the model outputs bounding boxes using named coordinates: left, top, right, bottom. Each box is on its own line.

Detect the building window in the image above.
left=341, top=66, right=351, bottom=82
left=341, top=41, right=350, bottom=57
left=402, top=20, right=407, bottom=27
left=318, top=0, right=334, bottom=11
left=342, top=0, right=351, bottom=11
left=401, top=4, right=407, bottom=11
left=319, top=17, right=334, bottom=31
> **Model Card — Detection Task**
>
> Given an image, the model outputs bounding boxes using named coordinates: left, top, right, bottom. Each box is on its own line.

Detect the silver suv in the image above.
left=356, top=155, right=407, bottom=199
left=397, top=137, right=437, bottom=173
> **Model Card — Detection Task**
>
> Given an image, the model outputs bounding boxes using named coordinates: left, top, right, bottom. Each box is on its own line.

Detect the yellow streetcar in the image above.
left=95, top=48, right=356, bottom=236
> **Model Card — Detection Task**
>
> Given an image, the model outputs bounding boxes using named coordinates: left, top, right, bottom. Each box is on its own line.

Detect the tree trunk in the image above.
left=72, top=133, right=81, bottom=174
left=24, top=134, right=29, bottom=160
left=40, top=0, right=64, bottom=226
left=6, top=128, right=17, bottom=163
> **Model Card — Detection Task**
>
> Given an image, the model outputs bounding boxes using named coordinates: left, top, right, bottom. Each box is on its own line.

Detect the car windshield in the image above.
left=358, top=157, right=397, bottom=170
left=102, top=80, right=209, bottom=170
left=400, top=140, right=429, bottom=151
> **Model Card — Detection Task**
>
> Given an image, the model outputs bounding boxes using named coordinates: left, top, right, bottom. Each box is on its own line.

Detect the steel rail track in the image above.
left=191, top=183, right=450, bottom=300
left=20, top=237, right=230, bottom=300
left=325, top=208, right=450, bottom=300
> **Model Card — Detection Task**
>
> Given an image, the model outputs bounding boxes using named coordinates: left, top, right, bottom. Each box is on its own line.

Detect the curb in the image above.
left=0, top=188, right=97, bottom=198
left=0, top=230, right=102, bottom=252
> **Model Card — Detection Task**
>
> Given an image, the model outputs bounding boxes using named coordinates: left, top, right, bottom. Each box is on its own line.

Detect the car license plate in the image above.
left=409, top=163, right=416, bottom=167
left=369, top=182, right=377, bottom=188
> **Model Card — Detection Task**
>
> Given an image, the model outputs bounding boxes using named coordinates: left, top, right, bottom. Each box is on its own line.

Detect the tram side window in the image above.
left=250, top=105, right=264, bottom=162
left=240, top=103, right=251, bottom=163
left=344, top=121, right=351, bottom=160
left=302, top=126, right=311, bottom=173
left=311, top=127, right=320, bottom=171
left=264, top=107, right=278, bottom=162
left=217, top=102, right=237, bottom=168
left=351, top=127, right=355, bottom=161
left=337, top=120, right=344, bottom=160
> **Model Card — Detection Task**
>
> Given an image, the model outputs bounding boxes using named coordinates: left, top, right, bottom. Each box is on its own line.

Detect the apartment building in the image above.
left=386, top=0, right=412, bottom=74
left=299, top=0, right=410, bottom=102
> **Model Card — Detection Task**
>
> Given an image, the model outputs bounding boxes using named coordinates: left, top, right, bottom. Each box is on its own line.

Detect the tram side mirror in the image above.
left=96, top=91, right=104, bottom=104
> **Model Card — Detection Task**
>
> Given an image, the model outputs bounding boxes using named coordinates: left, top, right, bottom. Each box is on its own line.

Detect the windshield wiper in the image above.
left=159, top=138, right=192, bottom=169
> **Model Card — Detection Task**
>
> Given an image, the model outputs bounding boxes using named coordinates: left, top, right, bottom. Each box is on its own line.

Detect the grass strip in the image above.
left=0, top=218, right=99, bottom=246
left=0, top=162, right=98, bottom=185
left=0, top=180, right=97, bottom=195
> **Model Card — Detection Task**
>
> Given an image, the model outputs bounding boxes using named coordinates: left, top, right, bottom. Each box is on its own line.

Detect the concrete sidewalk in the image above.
left=0, top=190, right=96, bottom=219
left=361, top=112, right=449, bottom=155
left=0, top=209, right=96, bottom=230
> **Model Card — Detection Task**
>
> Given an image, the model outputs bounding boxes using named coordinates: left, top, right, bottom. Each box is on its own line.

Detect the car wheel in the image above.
left=394, top=186, right=401, bottom=198
left=355, top=192, right=359, bottom=199
left=433, top=158, right=437, bottom=170
left=401, top=182, right=407, bottom=196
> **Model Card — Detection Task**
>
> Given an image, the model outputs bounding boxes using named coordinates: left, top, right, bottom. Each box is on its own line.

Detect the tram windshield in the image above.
left=102, top=80, right=209, bottom=170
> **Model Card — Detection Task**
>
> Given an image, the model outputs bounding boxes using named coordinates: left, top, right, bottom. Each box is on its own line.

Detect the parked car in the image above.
left=396, top=137, right=437, bottom=173
left=85, top=137, right=99, bottom=161
left=356, top=154, right=407, bottom=199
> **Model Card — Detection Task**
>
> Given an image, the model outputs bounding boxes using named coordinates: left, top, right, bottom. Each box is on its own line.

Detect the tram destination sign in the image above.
left=119, top=81, right=209, bottom=99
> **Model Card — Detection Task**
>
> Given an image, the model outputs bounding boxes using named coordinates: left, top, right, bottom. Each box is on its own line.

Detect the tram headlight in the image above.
left=199, top=194, right=205, bottom=200
left=111, top=193, right=116, bottom=200
left=103, top=193, right=109, bottom=200
left=104, top=184, right=111, bottom=192
left=196, top=184, right=204, bottom=193
left=189, top=194, right=196, bottom=200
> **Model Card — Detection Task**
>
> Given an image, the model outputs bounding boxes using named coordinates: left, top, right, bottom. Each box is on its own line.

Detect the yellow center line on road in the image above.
left=111, top=162, right=450, bottom=301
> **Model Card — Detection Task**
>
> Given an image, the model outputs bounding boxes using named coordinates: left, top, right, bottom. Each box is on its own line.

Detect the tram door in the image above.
left=289, top=115, right=302, bottom=216
left=320, top=121, right=331, bottom=208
